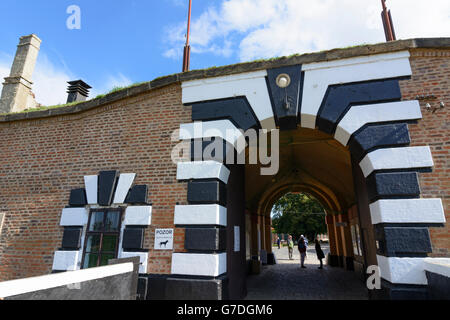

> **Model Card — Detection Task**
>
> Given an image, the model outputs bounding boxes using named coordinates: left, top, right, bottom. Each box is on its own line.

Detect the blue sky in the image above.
left=0, top=0, right=449, bottom=106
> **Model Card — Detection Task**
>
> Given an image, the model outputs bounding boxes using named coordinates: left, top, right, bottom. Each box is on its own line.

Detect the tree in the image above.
left=272, top=193, right=327, bottom=241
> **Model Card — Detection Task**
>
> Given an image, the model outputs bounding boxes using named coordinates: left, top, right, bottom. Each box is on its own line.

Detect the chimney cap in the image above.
left=67, top=79, right=92, bottom=89
left=66, top=79, right=92, bottom=103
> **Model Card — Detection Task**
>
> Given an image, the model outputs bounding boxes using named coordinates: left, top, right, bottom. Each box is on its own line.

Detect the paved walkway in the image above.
left=245, top=245, right=369, bottom=300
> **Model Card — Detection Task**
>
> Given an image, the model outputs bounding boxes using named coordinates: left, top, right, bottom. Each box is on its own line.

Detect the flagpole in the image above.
left=381, top=0, right=396, bottom=42
left=182, top=0, right=192, bottom=72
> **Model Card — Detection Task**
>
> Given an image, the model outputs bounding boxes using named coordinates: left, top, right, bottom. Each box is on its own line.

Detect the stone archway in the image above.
left=172, top=50, right=445, bottom=300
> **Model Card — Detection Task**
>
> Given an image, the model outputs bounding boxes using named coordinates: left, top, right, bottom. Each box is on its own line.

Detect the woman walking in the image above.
left=315, top=235, right=325, bottom=269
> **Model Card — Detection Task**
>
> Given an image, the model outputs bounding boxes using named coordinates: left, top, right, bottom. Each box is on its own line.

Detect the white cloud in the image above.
left=0, top=53, right=13, bottom=92
left=0, top=52, right=72, bottom=106
left=0, top=51, right=133, bottom=107
left=91, top=73, right=133, bottom=98
left=33, top=54, right=73, bottom=106
left=163, top=0, right=450, bottom=62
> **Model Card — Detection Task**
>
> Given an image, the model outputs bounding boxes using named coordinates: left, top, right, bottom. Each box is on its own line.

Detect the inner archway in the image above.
left=243, top=127, right=372, bottom=299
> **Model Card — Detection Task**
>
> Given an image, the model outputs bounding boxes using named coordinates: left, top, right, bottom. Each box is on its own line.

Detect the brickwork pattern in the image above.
left=0, top=84, right=190, bottom=281
left=400, top=49, right=450, bottom=257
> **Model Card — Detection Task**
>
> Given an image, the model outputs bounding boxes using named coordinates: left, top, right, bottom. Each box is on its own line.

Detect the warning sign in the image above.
left=154, top=229, right=174, bottom=250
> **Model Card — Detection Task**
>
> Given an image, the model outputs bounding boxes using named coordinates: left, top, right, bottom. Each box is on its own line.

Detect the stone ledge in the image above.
left=1, top=38, right=449, bottom=123
left=424, top=258, right=450, bottom=278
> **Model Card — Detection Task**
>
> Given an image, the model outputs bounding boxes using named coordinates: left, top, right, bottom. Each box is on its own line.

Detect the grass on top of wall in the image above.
left=1, top=82, right=147, bottom=115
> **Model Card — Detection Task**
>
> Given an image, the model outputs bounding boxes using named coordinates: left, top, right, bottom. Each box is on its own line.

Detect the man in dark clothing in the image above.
left=298, top=235, right=308, bottom=268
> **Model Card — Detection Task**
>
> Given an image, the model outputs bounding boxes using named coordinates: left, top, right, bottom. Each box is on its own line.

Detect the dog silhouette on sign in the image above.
left=160, top=240, right=169, bottom=248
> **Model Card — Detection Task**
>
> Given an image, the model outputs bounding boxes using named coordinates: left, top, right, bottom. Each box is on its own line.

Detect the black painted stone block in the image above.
left=317, top=79, right=401, bottom=135
left=192, top=97, right=259, bottom=131
left=191, top=138, right=234, bottom=162
left=61, top=227, right=82, bottom=250
left=266, top=65, right=303, bottom=130
left=188, top=180, right=227, bottom=205
left=374, top=280, right=429, bottom=300
left=185, top=228, right=227, bottom=251
left=125, top=185, right=148, bottom=204
left=367, top=172, right=420, bottom=201
left=426, top=271, right=450, bottom=300
left=375, top=226, right=432, bottom=256
left=349, top=123, right=410, bottom=161
left=98, top=170, right=119, bottom=206
left=122, top=227, right=145, bottom=250
left=147, top=275, right=168, bottom=300
left=69, top=188, right=87, bottom=207
left=165, top=276, right=229, bottom=300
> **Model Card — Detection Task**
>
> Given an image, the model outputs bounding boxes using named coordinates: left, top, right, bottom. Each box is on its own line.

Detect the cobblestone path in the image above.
left=245, top=245, right=369, bottom=300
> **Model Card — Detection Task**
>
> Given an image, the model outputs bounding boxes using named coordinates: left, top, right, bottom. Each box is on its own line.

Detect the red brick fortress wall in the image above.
left=400, top=49, right=450, bottom=257
left=0, top=84, right=189, bottom=281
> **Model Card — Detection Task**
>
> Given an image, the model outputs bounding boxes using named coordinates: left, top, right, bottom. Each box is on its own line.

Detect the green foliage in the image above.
left=272, top=193, right=327, bottom=241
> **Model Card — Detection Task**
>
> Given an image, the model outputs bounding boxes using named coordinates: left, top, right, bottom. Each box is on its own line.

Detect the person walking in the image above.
left=315, top=235, right=325, bottom=269
left=277, top=236, right=281, bottom=250
left=287, top=235, right=294, bottom=260
left=298, top=235, right=308, bottom=268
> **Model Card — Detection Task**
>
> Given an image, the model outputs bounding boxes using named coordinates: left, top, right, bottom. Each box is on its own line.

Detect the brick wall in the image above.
left=400, top=49, right=450, bottom=257
left=0, top=84, right=190, bottom=281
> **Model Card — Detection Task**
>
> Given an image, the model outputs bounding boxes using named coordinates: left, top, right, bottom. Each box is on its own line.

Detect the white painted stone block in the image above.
left=119, top=252, right=149, bottom=274
left=182, top=70, right=276, bottom=130
left=84, top=175, right=98, bottom=204
left=177, top=161, right=230, bottom=184
left=335, top=100, right=422, bottom=146
left=370, top=199, right=445, bottom=224
left=360, top=146, right=434, bottom=178
left=179, top=120, right=246, bottom=153
left=113, top=173, right=136, bottom=204
left=171, top=253, right=227, bottom=277
left=377, top=255, right=428, bottom=285
left=300, top=51, right=412, bottom=129
left=52, top=251, right=80, bottom=271
left=423, top=258, right=450, bottom=278
left=60, top=208, right=88, bottom=226
left=124, top=206, right=152, bottom=226
left=174, top=205, right=227, bottom=227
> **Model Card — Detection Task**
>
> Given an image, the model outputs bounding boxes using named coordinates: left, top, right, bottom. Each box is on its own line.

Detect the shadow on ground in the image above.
left=245, top=246, right=369, bottom=300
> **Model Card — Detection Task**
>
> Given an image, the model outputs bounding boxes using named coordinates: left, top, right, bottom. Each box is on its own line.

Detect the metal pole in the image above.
left=381, top=0, right=396, bottom=42
left=182, top=0, right=192, bottom=72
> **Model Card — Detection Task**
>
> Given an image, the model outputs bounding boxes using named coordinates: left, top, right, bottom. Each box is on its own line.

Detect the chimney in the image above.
left=66, top=80, right=91, bottom=103
left=0, top=34, right=41, bottom=114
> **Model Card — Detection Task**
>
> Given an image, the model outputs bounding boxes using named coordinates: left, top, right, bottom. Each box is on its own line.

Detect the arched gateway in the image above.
left=0, top=38, right=448, bottom=300
left=171, top=49, right=445, bottom=300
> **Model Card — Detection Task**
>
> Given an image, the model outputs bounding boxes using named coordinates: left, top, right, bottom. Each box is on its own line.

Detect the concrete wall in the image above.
left=0, top=262, right=138, bottom=300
